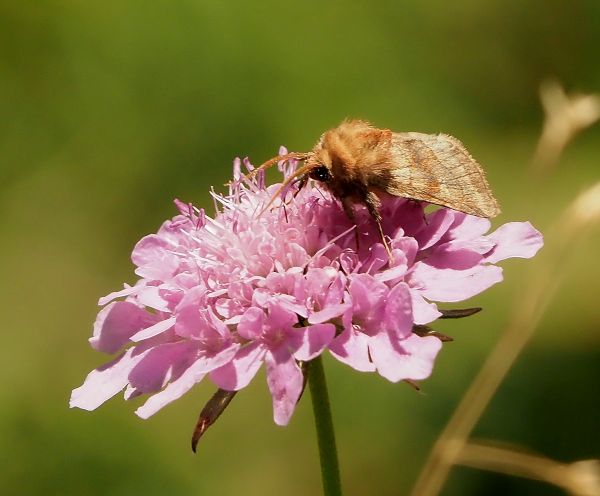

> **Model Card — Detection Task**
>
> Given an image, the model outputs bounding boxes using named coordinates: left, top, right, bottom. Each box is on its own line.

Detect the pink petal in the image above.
left=410, top=290, right=441, bottom=325
left=361, top=243, right=389, bottom=274
left=131, top=234, right=171, bottom=267
left=210, top=342, right=265, bottom=391
left=282, top=242, right=310, bottom=268
left=215, top=297, right=243, bottom=319
left=224, top=314, right=244, bottom=325
left=279, top=298, right=310, bottom=317
left=158, top=214, right=197, bottom=240
left=375, top=252, right=408, bottom=282
left=265, top=347, right=304, bottom=426
left=308, top=303, right=350, bottom=324
left=266, top=302, right=299, bottom=330
left=292, top=324, right=336, bottom=361
left=383, top=283, right=413, bottom=340
left=448, top=213, right=491, bottom=240
left=408, top=262, right=503, bottom=302
left=424, top=238, right=494, bottom=270
left=70, top=348, right=147, bottom=411
left=329, top=327, right=375, bottom=372
left=174, top=284, right=207, bottom=310
left=348, top=274, right=388, bottom=318
left=137, top=257, right=178, bottom=284
left=98, top=284, right=139, bottom=306
left=132, top=235, right=180, bottom=281
left=127, top=341, right=200, bottom=395
left=485, top=222, right=544, bottom=263
left=90, top=301, right=158, bottom=354
left=369, top=332, right=442, bottom=382
left=134, top=344, right=239, bottom=419
left=339, top=252, right=359, bottom=274
left=174, top=287, right=216, bottom=340
left=237, top=307, right=265, bottom=340
left=385, top=199, right=425, bottom=238
left=265, top=269, right=303, bottom=295
left=254, top=291, right=307, bottom=317
left=136, top=286, right=170, bottom=312
left=415, top=208, right=455, bottom=249
left=130, top=317, right=176, bottom=342
left=206, top=307, right=232, bottom=338
left=135, top=361, right=207, bottom=419
left=391, top=237, right=419, bottom=266
left=322, top=272, right=347, bottom=306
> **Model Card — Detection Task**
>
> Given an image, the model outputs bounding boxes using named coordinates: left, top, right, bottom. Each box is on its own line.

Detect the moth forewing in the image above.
left=386, top=132, right=501, bottom=218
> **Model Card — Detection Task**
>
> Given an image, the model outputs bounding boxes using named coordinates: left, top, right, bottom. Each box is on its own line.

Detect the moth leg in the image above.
left=363, top=191, right=393, bottom=261
left=292, top=174, right=309, bottom=199
left=281, top=175, right=308, bottom=208
left=341, top=197, right=360, bottom=251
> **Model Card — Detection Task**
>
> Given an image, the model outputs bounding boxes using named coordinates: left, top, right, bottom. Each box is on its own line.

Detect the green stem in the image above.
left=308, top=356, right=342, bottom=496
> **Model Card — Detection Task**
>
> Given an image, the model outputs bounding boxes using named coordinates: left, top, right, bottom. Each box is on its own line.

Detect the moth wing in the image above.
left=383, top=132, right=501, bottom=217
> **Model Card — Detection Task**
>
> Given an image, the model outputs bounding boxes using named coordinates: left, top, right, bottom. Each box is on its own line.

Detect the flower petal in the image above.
left=265, top=347, right=304, bottom=426
left=348, top=274, right=388, bottom=320
left=415, top=208, right=455, bottom=249
left=132, top=234, right=180, bottom=281
left=98, top=284, right=139, bottom=306
left=292, top=324, right=336, bottom=361
left=383, top=282, right=413, bottom=340
left=266, top=302, right=299, bottom=330
left=134, top=344, right=239, bottom=418
left=237, top=307, right=266, bottom=340
left=410, top=290, right=441, bottom=325
left=131, top=234, right=169, bottom=266
left=329, top=327, right=375, bottom=372
left=408, top=262, right=503, bottom=302
left=375, top=252, right=408, bottom=282
left=130, top=317, right=176, bottom=342
left=135, top=286, right=171, bottom=312
left=70, top=348, right=148, bottom=411
left=210, top=342, right=265, bottom=391
left=308, top=304, right=350, bottom=324
left=90, top=301, right=158, bottom=354
left=369, top=332, right=442, bottom=382
left=485, top=221, right=544, bottom=263
left=127, top=341, right=200, bottom=396
left=447, top=213, right=491, bottom=240
left=135, top=361, right=207, bottom=419
left=424, top=238, right=494, bottom=269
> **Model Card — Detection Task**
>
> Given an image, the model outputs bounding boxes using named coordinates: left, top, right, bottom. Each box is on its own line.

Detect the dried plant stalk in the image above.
left=454, top=440, right=600, bottom=496
left=410, top=182, right=600, bottom=496
left=532, top=81, right=600, bottom=172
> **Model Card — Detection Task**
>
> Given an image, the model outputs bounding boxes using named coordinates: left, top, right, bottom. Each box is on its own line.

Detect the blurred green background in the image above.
left=1, top=1, right=599, bottom=495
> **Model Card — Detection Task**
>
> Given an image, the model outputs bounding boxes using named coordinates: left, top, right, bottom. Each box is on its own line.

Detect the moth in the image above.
left=248, top=120, right=500, bottom=257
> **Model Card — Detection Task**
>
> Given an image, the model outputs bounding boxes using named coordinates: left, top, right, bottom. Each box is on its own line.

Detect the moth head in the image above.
left=305, top=148, right=333, bottom=183
left=308, top=165, right=332, bottom=183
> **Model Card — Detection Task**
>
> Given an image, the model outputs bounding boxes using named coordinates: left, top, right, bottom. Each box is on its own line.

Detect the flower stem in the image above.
left=308, top=356, right=342, bottom=496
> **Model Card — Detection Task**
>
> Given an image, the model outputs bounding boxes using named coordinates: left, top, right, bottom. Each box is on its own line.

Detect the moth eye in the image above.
left=309, top=166, right=331, bottom=182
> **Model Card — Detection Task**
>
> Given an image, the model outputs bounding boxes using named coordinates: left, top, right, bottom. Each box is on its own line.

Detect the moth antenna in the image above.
left=244, top=152, right=311, bottom=181
left=258, top=162, right=315, bottom=216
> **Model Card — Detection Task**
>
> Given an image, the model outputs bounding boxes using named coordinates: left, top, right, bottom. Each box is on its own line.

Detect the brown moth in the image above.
left=248, top=119, right=500, bottom=257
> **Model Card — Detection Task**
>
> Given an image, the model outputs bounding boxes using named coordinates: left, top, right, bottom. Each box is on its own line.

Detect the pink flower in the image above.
left=211, top=303, right=335, bottom=425
left=70, top=150, right=543, bottom=425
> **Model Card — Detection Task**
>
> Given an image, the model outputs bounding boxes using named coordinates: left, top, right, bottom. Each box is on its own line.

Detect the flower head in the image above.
left=71, top=150, right=543, bottom=426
